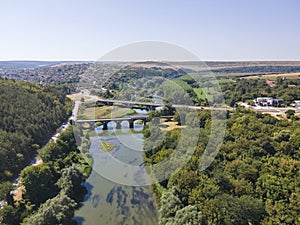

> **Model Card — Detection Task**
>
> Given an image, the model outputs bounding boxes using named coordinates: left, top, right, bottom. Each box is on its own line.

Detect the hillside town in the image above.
left=0, top=63, right=90, bottom=84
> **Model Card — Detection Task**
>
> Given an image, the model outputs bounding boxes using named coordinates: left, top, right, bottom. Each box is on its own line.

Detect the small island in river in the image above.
left=100, top=141, right=115, bottom=152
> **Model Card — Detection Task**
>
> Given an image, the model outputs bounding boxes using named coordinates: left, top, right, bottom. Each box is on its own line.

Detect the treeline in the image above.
left=105, top=66, right=187, bottom=91
left=221, top=78, right=300, bottom=106
left=207, top=65, right=300, bottom=75
left=145, top=108, right=300, bottom=225
left=174, top=75, right=300, bottom=107
left=0, top=126, right=92, bottom=225
left=0, top=78, right=73, bottom=182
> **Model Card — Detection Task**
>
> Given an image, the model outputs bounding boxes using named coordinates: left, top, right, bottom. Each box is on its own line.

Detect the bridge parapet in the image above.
left=76, top=116, right=148, bottom=130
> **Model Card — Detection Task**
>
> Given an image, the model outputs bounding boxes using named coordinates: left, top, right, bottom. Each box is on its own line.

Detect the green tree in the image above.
left=56, top=166, right=84, bottom=202
left=103, top=89, right=113, bottom=98
left=161, top=102, right=175, bottom=116
left=208, top=194, right=265, bottom=225
left=159, top=187, right=183, bottom=225
left=169, top=205, right=203, bottom=225
left=173, top=111, right=181, bottom=125
left=0, top=205, right=19, bottom=225
left=286, top=109, right=295, bottom=119
left=0, top=182, right=13, bottom=205
left=20, top=165, right=58, bottom=206
left=24, top=193, right=77, bottom=225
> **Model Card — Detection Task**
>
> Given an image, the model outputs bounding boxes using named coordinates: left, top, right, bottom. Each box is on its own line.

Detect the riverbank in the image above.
left=74, top=130, right=158, bottom=225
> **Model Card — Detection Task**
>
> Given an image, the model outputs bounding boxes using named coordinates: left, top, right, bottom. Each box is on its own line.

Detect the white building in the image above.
left=254, top=97, right=284, bottom=106
left=255, top=97, right=274, bottom=106
left=291, top=100, right=300, bottom=108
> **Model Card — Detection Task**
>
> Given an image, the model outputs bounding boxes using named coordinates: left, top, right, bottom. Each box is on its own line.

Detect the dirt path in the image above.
left=12, top=156, right=43, bottom=202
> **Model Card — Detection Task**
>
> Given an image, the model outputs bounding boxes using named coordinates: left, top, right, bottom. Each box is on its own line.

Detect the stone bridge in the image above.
left=76, top=116, right=147, bottom=130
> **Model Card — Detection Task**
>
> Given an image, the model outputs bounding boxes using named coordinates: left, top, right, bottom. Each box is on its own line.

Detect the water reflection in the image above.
left=74, top=129, right=158, bottom=225
left=95, top=122, right=144, bottom=134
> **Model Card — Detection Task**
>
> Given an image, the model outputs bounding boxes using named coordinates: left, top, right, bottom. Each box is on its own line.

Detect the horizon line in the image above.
left=1, top=59, right=300, bottom=62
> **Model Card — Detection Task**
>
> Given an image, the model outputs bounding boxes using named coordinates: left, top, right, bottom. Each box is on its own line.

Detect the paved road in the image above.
left=97, top=98, right=233, bottom=111
left=97, top=98, right=163, bottom=107
left=98, top=98, right=300, bottom=114
left=52, top=100, right=80, bottom=141
left=172, top=104, right=233, bottom=111
left=241, top=104, right=300, bottom=113
left=76, top=92, right=300, bottom=119
left=70, top=100, right=80, bottom=121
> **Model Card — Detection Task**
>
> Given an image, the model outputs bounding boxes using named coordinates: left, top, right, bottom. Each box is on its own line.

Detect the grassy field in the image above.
left=193, top=88, right=214, bottom=101
left=78, top=105, right=132, bottom=120
left=217, top=78, right=235, bottom=83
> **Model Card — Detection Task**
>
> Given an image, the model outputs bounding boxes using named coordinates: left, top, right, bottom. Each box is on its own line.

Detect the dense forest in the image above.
left=144, top=108, right=300, bottom=225
left=0, top=78, right=73, bottom=182
left=0, top=126, right=92, bottom=225
left=0, top=78, right=92, bottom=225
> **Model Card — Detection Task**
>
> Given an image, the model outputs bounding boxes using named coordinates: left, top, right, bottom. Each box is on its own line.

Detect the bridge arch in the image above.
left=78, top=116, right=148, bottom=130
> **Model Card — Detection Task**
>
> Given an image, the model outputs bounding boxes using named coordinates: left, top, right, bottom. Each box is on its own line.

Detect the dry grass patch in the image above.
left=160, top=121, right=186, bottom=131
left=78, top=106, right=131, bottom=120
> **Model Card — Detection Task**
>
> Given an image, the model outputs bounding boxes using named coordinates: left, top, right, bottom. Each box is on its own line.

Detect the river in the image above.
left=74, top=126, right=158, bottom=225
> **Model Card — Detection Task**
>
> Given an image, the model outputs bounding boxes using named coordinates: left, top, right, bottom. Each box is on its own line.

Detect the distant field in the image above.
left=245, top=72, right=300, bottom=80
left=217, top=78, right=235, bottom=83
left=179, top=61, right=300, bottom=78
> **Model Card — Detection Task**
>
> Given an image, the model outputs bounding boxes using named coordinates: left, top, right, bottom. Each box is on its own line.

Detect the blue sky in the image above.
left=0, top=0, right=299, bottom=61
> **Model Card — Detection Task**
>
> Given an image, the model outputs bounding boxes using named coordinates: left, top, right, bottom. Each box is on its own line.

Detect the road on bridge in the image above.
left=97, top=98, right=233, bottom=111
left=73, top=93, right=300, bottom=122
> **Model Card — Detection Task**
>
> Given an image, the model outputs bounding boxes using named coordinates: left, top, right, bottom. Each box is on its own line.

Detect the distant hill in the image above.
left=0, top=62, right=92, bottom=85
left=2, top=61, right=300, bottom=83
left=176, top=61, right=300, bottom=77
left=106, top=61, right=300, bottom=77
left=0, top=60, right=91, bottom=70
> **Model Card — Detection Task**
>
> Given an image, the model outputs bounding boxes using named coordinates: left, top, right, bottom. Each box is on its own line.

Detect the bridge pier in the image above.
left=102, top=121, right=108, bottom=130
left=116, top=121, right=122, bottom=129
left=147, top=105, right=155, bottom=111
left=129, top=119, right=134, bottom=129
